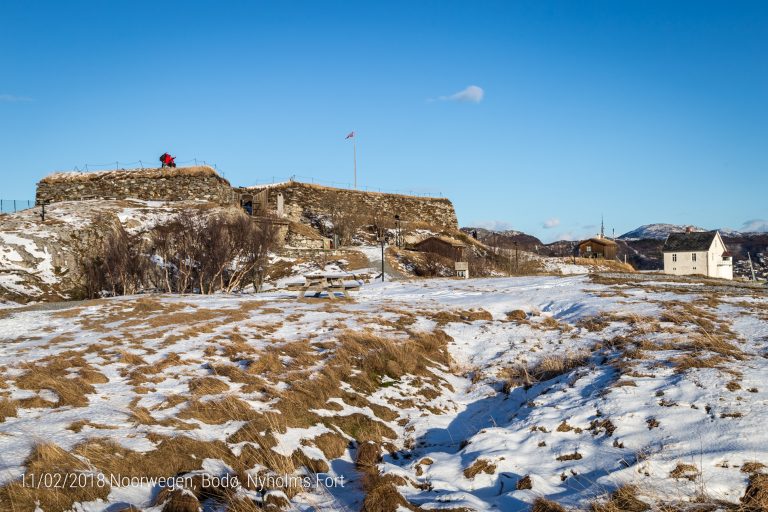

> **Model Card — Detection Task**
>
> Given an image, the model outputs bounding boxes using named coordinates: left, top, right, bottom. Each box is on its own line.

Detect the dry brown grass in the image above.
left=506, top=309, right=528, bottom=322
left=429, top=309, right=493, bottom=325
left=153, top=486, right=201, bottom=512
left=178, top=396, right=260, bottom=424
left=14, top=352, right=108, bottom=408
left=742, top=473, right=768, bottom=510
left=531, top=497, right=567, bottom=512
left=591, top=485, right=649, bottom=512
left=669, top=462, right=699, bottom=480
left=501, top=351, right=590, bottom=391
left=188, top=376, right=230, bottom=395
left=463, top=458, right=497, bottom=479
left=742, top=461, right=767, bottom=474
left=0, top=442, right=110, bottom=511
left=356, top=441, right=382, bottom=468
left=0, top=398, right=17, bottom=422
left=312, top=432, right=348, bottom=459
left=360, top=474, right=416, bottom=512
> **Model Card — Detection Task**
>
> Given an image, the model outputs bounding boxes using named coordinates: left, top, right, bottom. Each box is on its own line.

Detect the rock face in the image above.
left=244, top=181, right=459, bottom=230
left=36, top=166, right=235, bottom=205
left=0, top=199, right=238, bottom=303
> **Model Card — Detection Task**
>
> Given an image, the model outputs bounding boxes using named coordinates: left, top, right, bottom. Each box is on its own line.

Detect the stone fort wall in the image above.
left=244, top=181, right=458, bottom=230
left=36, top=167, right=235, bottom=205
left=36, top=168, right=458, bottom=231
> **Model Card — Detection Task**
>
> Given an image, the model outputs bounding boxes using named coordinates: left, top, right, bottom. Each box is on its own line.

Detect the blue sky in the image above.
left=1, top=1, right=766, bottom=242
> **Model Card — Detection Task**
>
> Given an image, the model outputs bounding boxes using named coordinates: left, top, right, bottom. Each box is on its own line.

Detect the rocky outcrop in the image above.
left=0, top=199, right=240, bottom=303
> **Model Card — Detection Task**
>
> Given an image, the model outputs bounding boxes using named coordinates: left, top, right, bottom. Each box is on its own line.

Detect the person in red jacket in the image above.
left=159, top=153, right=177, bottom=168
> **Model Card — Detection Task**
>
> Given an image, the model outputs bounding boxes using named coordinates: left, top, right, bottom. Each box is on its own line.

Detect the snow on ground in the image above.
left=0, top=275, right=765, bottom=510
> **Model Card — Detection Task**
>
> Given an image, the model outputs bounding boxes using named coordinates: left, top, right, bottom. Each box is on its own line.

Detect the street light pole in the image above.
left=514, top=241, right=519, bottom=274
left=380, top=236, right=385, bottom=282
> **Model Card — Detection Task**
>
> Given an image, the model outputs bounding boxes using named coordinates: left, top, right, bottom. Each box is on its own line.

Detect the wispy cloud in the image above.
left=741, top=219, right=768, bottom=233
left=0, top=94, right=32, bottom=103
left=542, top=217, right=560, bottom=229
left=433, top=85, right=484, bottom=103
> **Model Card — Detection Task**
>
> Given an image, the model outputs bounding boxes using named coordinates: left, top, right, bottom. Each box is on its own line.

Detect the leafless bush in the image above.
left=82, top=216, right=148, bottom=298
left=84, top=210, right=276, bottom=297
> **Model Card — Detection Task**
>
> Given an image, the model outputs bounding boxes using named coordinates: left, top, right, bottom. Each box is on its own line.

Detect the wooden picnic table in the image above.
left=289, top=272, right=361, bottom=299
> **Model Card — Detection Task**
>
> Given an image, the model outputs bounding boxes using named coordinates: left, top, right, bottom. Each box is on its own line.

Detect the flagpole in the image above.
left=353, top=136, right=357, bottom=190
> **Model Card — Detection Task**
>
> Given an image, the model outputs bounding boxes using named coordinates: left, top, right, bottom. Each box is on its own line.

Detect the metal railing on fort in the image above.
left=0, top=199, right=34, bottom=214
left=67, top=158, right=226, bottom=177
left=247, top=174, right=444, bottom=198
left=58, top=160, right=442, bottom=197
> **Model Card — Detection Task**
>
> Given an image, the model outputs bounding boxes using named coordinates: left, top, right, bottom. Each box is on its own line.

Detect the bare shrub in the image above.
left=85, top=209, right=276, bottom=297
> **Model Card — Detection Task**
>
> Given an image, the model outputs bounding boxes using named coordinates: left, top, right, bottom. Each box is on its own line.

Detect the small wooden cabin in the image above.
left=414, top=236, right=467, bottom=262
left=577, top=237, right=617, bottom=259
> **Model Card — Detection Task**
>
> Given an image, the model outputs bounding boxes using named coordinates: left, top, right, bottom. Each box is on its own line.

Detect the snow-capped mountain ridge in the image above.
left=620, top=223, right=729, bottom=240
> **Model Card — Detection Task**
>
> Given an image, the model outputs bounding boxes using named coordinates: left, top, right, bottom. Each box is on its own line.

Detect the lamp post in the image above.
left=514, top=241, right=519, bottom=274
left=394, top=214, right=401, bottom=247
left=379, top=235, right=386, bottom=282
left=38, top=199, right=50, bottom=223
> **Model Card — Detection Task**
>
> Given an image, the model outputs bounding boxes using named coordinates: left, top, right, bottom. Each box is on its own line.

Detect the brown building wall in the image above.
left=578, top=240, right=617, bottom=259
left=415, top=238, right=466, bottom=261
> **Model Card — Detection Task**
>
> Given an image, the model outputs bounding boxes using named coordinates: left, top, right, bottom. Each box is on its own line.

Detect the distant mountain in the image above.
left=618, top=224, right=707, bottom=241
left=461, top=227, right=543, bottom=250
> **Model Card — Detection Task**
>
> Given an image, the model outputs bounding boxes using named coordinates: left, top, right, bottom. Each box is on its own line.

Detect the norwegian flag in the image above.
left=345, top=131, right=355, bottom=139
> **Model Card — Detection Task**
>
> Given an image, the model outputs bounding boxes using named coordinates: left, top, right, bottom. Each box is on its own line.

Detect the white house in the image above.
left=662, top=230, right=733, bottom=280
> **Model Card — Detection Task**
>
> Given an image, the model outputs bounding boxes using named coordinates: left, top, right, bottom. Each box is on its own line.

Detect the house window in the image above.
left=672, top=254, right=677, bottom=262
left=586, top=246, right=592, bottom=252
left=692, top=253, right=697, bottom=262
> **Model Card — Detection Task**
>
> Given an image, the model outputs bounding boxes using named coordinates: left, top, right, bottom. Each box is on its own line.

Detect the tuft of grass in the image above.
left=0, top=442, right=110, bottom=511
left=152, top=486, right=201, bottom=512
left=501, top=351, right=590, bottom=392
left=188, top=376, right=230, bottom=395
left=742, top=473, right=768, bottom=510
left=590, top=485, right=649, bottom=512
left=0, top=398, right=18, bottom=422
left=742, top=461, right=767, bottom=474
left=463, top=458, right=497, bottom=479
left=177, top=396, right=259, bottom=424
left=669, top=462, right=699, bottom=481
left=531, top=497, right=567, bottom=512
left=356, top=441, right=382, bottom=468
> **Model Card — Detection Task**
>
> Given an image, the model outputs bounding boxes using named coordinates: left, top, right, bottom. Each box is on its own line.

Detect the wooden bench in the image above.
left=289, top=272, right=362, bottom=299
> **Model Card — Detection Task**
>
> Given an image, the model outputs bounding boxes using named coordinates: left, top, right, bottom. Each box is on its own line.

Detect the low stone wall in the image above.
left=36, top=167, right=235, bottom=205
left=244, top=181, right=458, bottom=230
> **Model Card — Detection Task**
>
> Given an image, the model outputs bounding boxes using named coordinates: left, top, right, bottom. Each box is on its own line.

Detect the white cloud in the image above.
left=435, top=85, right=484, bottom=103
left=0, top=94, right=32, bottom=103
left=741, top=219, right=768, bottom=233
left=542, top=217, right=560, bottom=229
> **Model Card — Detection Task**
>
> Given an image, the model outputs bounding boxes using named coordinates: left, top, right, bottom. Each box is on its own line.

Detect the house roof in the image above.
left=662, top=231, right=718, bottom=252
left=415, top=236, right=466, bottom=248
left=579, top=237, right=617, bottom=247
